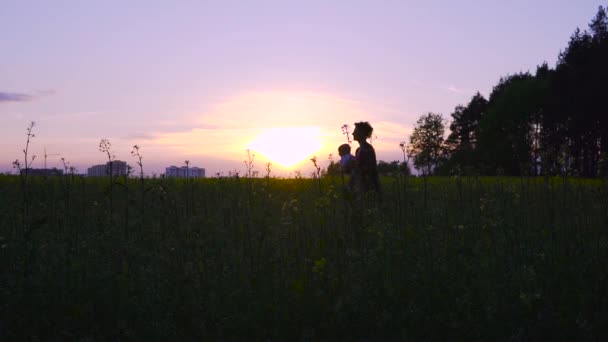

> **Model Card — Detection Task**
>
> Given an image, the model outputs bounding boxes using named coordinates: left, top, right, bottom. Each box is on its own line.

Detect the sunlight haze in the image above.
left=1, top=0, right=605, bottom=176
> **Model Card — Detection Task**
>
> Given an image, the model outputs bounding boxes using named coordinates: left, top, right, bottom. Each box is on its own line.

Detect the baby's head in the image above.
left=338, top=143, right=351, bottom=157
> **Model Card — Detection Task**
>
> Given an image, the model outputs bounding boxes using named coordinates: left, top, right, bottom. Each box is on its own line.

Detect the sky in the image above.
left=1, top=0, right=606, bottom=176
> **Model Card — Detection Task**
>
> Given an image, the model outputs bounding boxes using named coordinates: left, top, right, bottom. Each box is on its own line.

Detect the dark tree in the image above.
left=443, top=92, right=487, bottom=174
left=408, top=112, right=446, bottom=175
left=548, top=6, right=608, bottom=176
left=325, top=160, right=342, bottom=177
left=474, top=72, right=549, bottom=176
left=421, top=6, right=608, bottom=177
left=377, top=160, right=411, bottom=176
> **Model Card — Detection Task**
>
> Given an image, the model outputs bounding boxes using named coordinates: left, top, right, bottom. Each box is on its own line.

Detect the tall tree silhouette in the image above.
left=588, top=6, right=608, bottom=175
left=443, top=92, right=487, bottom=174
left=476, top=73, right=545, bottom=175
left=550, top=6, right=608, bottom=176
left=437, top=6, right=608, bottom=177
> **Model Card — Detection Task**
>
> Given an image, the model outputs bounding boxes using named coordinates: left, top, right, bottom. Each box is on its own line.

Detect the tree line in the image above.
left=408, top=6, right=608, bottom=177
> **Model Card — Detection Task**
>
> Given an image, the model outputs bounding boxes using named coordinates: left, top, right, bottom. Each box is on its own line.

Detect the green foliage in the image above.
left=1, top=174, right=608, bottom=340
left=408, top=112, right=446, bottom=175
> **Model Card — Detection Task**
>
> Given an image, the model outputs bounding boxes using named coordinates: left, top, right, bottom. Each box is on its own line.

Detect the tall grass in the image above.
left=1, top=175, right=607, bottom=340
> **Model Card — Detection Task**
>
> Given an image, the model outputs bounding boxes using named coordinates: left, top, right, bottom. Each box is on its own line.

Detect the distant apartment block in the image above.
left=165, top=165, right=205, bottom=178
left=21, top=168, right=64, bottom=176
left=87, top=160, right=128, bottom=177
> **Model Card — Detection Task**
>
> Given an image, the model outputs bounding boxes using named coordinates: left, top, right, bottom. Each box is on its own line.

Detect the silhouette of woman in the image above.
left=352, top=121, right=381, bottom=196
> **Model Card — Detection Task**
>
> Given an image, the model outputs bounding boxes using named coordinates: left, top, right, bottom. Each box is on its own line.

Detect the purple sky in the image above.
left=1, top=1, right=605, bottom=176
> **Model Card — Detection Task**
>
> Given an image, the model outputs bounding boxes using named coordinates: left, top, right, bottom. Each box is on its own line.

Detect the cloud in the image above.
left=372, top=120, right=413, bottom=140
left=0, top=90, right=55, bottom=103
left=37, top=90, right=56, bottom=96
left=0, top=92, right=33, bottom=103
left=447, top=85, right=475, bottom=95
left=37, top=109, right=111, bottom=121
left=156, top=120, right=219, bottom=132
left=121, top=133, right=158, bottom=141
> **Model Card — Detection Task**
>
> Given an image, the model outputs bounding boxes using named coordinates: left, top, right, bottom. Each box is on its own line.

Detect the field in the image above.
left=1, top=174, right=608, bottom=340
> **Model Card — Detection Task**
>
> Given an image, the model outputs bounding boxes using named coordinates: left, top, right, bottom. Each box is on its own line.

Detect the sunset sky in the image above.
left=1, top=1, right=605, bottom=176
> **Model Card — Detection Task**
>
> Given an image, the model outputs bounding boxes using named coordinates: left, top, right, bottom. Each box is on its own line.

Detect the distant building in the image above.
left=21, top=168, right=63, bottom=176
left=87, top=160, right=128, bottom=177
left=87, top=164, right=106, bottom=177
left=165, top=165, right=205, bottom=178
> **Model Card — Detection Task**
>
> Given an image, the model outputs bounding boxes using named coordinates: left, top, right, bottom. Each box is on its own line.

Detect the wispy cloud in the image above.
left=121, top=133, right=158, bottom=141
left=446, top=85, right=475, bottom=95
left=0, top=92, right=33, bottom=103
left=40, top=109, right=111, bottom=120
left=156, top=120, right=219, bottom=132
left=0, top=90, right=55, bottom=103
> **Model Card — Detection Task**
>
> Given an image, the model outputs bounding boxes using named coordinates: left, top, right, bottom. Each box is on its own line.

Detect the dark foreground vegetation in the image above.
left=1, top=174, right=607, bottom=341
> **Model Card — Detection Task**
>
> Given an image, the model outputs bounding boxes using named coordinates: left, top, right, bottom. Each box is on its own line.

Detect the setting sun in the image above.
left=248, top=127, right=323, bottom=167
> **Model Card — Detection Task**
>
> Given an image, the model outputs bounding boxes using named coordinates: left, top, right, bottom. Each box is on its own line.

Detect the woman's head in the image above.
left=353, top=121, right=373, bottom=142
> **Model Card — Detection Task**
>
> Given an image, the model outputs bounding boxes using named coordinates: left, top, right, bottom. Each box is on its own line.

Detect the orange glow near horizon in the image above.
left=248, top=127, right=323, bottom=167
left=150, top=90, right=413, bottom=174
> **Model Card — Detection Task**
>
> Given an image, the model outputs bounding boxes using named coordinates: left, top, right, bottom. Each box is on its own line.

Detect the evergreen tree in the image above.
left=429, top=6, right=608, bottom=177
left=443, top=92, right=487, bottom=174
left=550, top=6, right=608, bottom=177
left=477, top=73, right=545, bottom=175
